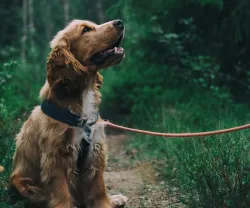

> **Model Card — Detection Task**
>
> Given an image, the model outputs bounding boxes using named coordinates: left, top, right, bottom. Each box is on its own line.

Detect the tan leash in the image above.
left=103, top=120, right=250, bottom=138
left=1, top=122, right=248, bottom=174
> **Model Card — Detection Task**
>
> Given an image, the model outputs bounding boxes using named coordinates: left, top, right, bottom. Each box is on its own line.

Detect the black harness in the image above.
left=41, top=100, right=98, bottom=172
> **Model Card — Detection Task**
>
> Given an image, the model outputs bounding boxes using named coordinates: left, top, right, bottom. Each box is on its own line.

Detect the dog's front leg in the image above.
left=78, top=124, right=111, bottom=208
left=41, top=128, right=75, bottom=208
left=79, top=123, right=127, bottom=208
left=86, top=170, right=112, bottom=208
left=41, top=153, right=74, bottom=208
left=45, top=168, right=73, bottom=208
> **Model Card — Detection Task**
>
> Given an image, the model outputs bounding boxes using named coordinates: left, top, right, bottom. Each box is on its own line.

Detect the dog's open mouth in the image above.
left=90, top=34, right=124, bottom=65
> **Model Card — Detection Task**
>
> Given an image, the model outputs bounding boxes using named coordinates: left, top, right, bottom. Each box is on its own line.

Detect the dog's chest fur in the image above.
left=73, top=128, right=87, bottom=146
left=73, top=89, right=97, bottom=146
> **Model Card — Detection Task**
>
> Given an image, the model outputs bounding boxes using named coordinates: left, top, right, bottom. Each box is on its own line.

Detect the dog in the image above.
left=10, top=19, right=127, bottom=208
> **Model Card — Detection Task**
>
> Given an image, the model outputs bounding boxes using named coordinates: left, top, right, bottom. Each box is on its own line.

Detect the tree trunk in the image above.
left=21, top=0, right=28, bottom=63
left=45, top=0, right=53, bottom=42
left=96, top=0, right=105, bottom=23
left=63, top=0, right=69, bottom=25
left=28, top=0, right=35, bottom=50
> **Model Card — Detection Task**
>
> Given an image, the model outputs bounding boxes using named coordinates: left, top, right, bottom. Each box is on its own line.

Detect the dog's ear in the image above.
left=47, top=36, right=87, bottom=86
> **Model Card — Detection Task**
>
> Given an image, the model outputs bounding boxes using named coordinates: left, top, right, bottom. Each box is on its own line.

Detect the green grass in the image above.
left=124, top=90, right=250, bottom=207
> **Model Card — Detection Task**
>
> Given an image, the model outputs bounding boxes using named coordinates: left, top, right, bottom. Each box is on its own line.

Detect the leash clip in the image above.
left=77, top=118, right=87, bottom=128
left=88, top=112, right=99, bottom=126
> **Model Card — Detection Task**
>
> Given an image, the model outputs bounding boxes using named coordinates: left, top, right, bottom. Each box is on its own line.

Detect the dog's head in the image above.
left=43, top=19, right=124, bottom=108
left=49, top=19, right=125, bottom=73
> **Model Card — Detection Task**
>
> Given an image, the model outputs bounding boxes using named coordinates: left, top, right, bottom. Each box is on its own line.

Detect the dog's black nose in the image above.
left=113, top=19, right=124, bottom=30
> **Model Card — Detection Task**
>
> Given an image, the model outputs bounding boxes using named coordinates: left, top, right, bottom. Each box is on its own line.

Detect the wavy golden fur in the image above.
left=10, top=19, right=127, bottom=208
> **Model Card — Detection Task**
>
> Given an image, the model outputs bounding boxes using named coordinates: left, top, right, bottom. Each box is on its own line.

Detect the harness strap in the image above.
left=76, top=139, right=91, bottom=173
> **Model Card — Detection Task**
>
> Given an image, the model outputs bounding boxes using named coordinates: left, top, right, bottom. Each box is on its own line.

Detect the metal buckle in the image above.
left=88, top=113, right=99, bottom=126
left=77, top=119, right=87, bottom=127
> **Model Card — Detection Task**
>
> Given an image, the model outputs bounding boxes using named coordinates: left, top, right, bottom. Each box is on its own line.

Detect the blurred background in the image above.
left=0, top=0, right=250, bottom=207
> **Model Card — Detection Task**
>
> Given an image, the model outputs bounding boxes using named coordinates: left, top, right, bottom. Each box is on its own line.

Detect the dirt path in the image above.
left=104, top=135, right=184, bottom=208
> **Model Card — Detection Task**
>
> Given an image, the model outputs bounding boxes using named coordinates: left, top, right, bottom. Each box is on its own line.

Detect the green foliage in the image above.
left=125, top=93, right=250, bottom=207
left=101, top=1, right=250, bottom=207
left=0, top=57, right=44, bottom=207
left=172, top=136, right=250, bottom=207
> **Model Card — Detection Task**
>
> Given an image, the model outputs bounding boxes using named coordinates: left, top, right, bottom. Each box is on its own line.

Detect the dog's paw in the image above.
left=110, top=194, right=128, bottom=208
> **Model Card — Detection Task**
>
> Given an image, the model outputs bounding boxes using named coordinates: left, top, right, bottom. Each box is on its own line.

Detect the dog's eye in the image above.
left=82, top=27, right=91, bottom=34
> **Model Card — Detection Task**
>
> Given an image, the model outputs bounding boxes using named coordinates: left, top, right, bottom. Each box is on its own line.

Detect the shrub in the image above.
left=0, top=59, right=44, bottom=207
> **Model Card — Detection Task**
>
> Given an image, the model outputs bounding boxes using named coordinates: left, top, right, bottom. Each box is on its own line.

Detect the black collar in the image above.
left=41, top=100, right=98, bottom=128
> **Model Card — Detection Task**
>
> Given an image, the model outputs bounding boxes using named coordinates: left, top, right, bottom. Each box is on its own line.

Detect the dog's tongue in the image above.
left=91, top=46, right=125, bottom=65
